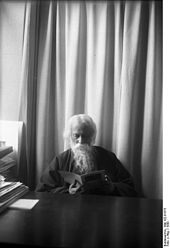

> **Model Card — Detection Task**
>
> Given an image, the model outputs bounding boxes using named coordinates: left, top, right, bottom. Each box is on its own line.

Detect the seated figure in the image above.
left=36, top=114, right=137, bottom=197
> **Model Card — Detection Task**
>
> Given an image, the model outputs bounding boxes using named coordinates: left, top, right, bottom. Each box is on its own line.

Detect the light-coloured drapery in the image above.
left=18, top=0, right=162, bottom=198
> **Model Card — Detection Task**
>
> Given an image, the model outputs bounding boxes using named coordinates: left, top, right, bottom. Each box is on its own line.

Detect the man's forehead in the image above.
left=71, top=121, right=90, bottom=133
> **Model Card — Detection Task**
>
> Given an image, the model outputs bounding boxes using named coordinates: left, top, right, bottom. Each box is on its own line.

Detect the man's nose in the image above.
left=77, top=136, right=84, bottom=144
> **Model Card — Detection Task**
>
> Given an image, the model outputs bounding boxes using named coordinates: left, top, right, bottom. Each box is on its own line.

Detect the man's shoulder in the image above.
left=93, top=145, right=113, bottom=154
left=93, top=146, right=117, bottom=159
left=58, top=149, right=72, bottom=159
left=55, top=149, right=73, bottom=170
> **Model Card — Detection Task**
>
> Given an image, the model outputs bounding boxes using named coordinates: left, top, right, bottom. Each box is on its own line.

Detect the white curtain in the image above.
left=18, top=0, right=162, bottom=199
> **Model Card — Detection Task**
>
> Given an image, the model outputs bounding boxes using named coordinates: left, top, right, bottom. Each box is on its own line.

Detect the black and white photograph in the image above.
left=0, top=0, right=164, bottom=248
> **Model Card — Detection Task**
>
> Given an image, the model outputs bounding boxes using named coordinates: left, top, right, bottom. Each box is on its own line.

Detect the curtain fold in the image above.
left=18, top=1, right=40, bottom=189
left=18, top=0, right=162, bottom=199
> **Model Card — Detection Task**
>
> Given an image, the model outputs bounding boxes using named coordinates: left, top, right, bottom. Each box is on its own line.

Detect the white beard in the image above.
left=71, top=143, right=95, bottom=174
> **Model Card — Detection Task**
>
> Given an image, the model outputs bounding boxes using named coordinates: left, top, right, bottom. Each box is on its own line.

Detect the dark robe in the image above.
left=36, top=146, right=137, bottom=197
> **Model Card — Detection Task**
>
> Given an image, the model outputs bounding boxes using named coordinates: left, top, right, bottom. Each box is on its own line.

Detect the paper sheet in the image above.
left=9, top=199, right=39, bottom=210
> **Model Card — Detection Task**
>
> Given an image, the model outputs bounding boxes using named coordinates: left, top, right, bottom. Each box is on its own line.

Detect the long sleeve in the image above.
left=111, top=165, right=138, bottom=197
left=95, top=146, right=138, bottom=197
left=36, top=149, right=74, bottom=193
left=36, top=156, right=64, bottom=192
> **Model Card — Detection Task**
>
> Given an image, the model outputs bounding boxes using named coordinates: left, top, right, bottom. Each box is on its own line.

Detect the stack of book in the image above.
left=0, top=177, right=29, bottom=213
left=0, top=146, right=13, bottom=158
left=0, top=146, right=17, bottom=181
left=0, top=146, right=29, bottom=213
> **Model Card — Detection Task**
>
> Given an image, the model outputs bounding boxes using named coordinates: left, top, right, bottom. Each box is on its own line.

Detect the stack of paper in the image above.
left=0, top=180, right=29, bottom=214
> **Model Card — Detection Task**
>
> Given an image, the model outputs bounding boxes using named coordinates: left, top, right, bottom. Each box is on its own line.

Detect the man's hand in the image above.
left=80, top=175, right=114, bottom=195
left=69, top=181, right=82, bottom=194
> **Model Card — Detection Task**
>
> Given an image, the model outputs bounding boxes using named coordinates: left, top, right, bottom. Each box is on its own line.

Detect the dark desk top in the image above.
left=0, top=192, right=162, bottom=248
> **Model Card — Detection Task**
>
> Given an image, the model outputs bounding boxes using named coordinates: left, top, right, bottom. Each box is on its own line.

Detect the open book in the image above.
left=58, top=170, right=106, bottom=185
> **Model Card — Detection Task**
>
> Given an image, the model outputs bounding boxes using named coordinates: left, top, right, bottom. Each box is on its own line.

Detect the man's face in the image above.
left=70, top=120, right=95, bottom=174
left=71, top=121, right=93, bottom=147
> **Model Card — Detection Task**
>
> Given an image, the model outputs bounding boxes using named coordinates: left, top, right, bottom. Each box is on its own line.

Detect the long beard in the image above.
left=71, top=144, right=95, bottom=174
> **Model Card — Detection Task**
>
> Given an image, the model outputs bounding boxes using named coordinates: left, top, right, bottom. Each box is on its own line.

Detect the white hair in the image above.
left=63, top=114, right=97, bottom=149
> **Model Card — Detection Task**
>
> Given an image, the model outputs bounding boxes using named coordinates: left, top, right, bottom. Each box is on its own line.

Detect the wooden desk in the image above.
left=0, top=192, right=162, bottom=248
